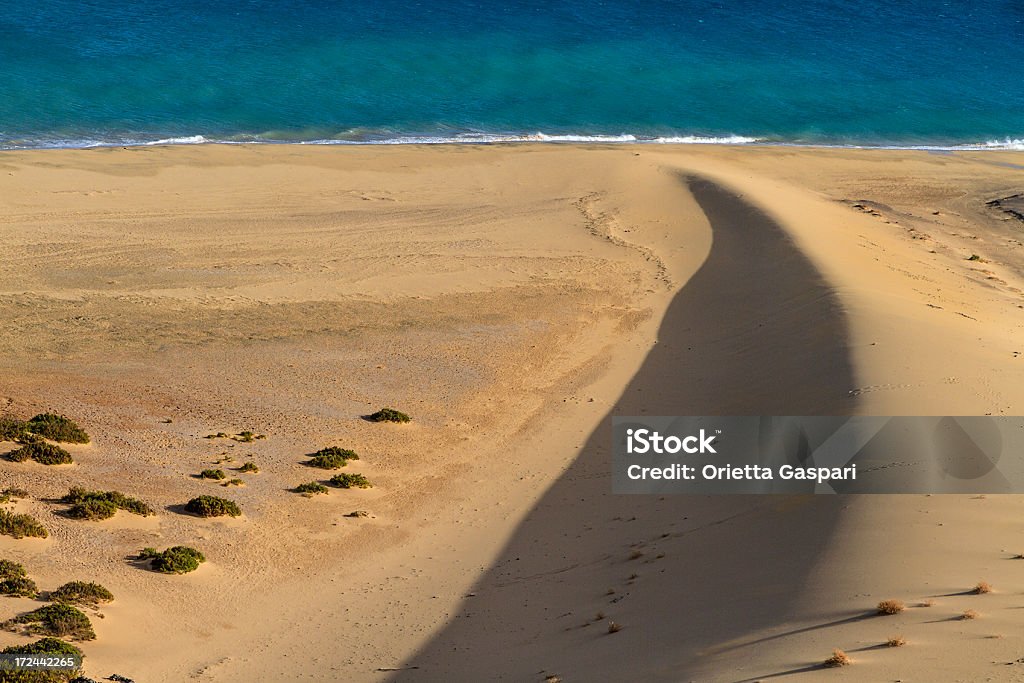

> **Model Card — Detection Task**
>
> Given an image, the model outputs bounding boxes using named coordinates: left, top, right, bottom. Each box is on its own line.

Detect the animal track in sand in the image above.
left=573, top=193, right=673, bottom=290
left=848, top=382, right=915, bottom=397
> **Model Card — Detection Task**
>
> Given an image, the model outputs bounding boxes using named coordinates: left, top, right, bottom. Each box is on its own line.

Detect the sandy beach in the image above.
left=1, top=143, right=1024, bottom=681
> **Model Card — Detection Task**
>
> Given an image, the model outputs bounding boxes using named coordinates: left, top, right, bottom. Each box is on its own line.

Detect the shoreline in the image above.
left=3, top=135, right=1024, bottom=153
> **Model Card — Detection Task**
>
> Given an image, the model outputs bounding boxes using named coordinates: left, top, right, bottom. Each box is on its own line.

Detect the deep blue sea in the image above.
left=2, top=0, right=1023, bottom=149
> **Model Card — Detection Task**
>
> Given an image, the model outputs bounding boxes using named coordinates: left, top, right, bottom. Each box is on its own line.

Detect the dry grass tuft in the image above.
left=876, top=599, right=905, bottom=615
left=973, top=581, right=993, bottom=594
left=886, top=635, right=907, bottom=647
left=919, top=599, right=935, bottom=607
left=961, top=609, right=980, bottom=620
left=607, top=621, right=622, bottom=634
left=822, top=649, right=852, bottom=668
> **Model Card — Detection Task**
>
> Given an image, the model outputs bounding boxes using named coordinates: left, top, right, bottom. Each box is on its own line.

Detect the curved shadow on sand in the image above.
left=392, top=175, right=859, bottom=681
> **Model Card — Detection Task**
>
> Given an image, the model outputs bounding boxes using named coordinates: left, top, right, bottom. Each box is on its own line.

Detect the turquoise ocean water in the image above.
left=2, top=1, right=1023, bottom=149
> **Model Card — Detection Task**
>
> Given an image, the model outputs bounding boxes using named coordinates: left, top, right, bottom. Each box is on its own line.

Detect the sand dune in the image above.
left=0, top=145, right=1022, bottom=681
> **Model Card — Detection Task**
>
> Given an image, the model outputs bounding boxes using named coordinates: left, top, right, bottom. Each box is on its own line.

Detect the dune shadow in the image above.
left=124, top=554, right=155, bottom=571
left=713, top=611, right=879, bottom=654
left=391, top=175, right=859, bottom=680
left=734, top=663, right=828, bottom=682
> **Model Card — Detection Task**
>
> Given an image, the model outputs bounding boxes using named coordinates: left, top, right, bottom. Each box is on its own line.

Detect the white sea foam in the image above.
left=652, top=135, right=759, bottom=144
left=144, top=135, right=210, bottom=145
left=976, top=138, right=1024, bottom=150
left=2, top=132, right=1023, bottom=151
left=532, top=133, right=638, bottom=142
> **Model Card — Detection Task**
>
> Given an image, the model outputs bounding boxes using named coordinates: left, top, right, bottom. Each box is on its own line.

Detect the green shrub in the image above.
left=62, top=488, right=154, bottom=517
left=0, top=416, right=28, bottom=442
left=0, top=560, right=26, bottom=579
left=294, top=482, right=328, bottom=497
left=367, top=407, right=410, bottom=423
left=237, top=462, right=259, bottom=473
left=0, top=668, right=84, bottom=683
left=198, top=469, right=226, bottom=480
left=24, top=414, right=89, bottom=444
left=1, top=637, right=84, bottom=683
left=0, top=488, right=29, bottom=504
left=66, top=500, right=117, bottom=521
left=3, top=636, right=82, bottom=656
left=204, top=431, right=264, bottom=442
left=0, top=577, right=38, bottom=598
left=184, top=495, right=241, bottom=518
left=307, top=446, right=359, bottom=470
left=5, top=603, right=95, bottom=640
left=0, top=559, right=37, bottom=597
left=6, top=442, right=73, bottom=465
left=50, top=581, right=114, bottom=606
left=221, top=478, right=244, bottom=487
left=232, top=431, right=265, bottom=442
left=0, top=509, right=48, bottom=539
left=141, top=546, right=205, bottom=574
left=329, top=473, right=373, bottom=489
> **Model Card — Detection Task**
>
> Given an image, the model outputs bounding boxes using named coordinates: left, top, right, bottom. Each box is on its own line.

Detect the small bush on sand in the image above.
left=62, top=488, right=154, bottom=517
left=25, top=414, right=90, bottom=444
left=0, top=577, right=38, bottom=598
left=7, top=441, right=73, bottom=465
left=294, top=482, right=328, bottom=497
left=50, top=582, right=114, bottom=606
left=198, top=469, right=226, bottom=481
left=0, top=509, right=48, bottom=539
left=221, top=479, right=244, bottom=487
left=140, top=546, right=205, bottom=574
left=184, top=495, right=241, bottom=518
left=307, top=447, right=358, bottom=470
left=876, top=599, right=905, bottom=615
left=237, top=462, right=259, bottom=473
left=0, top=415, right=28, bottom=441
left=232, top=431, right=265, bottom=442
left=886, top=635, right=907, bottom=647
left=5, top=603, right=95, bottom=640
left=328, top=473, right=372, bottom=489
left=823, top=649, right=851, bottom=667
left=0, top=563, right=38, bottom=597
left=606, top=621, right=622, bottom=634
left=0, top=560, right=27, bottom=579
left=0, top=488, right=29, bottom=504
left=961, top=609, right=980, bottom=620
left=367, top=408, right=410, bottom=423
left=2, top=637, right=84, bottom=682
left=973, top=581, right=993, bottom=594
left=66, top=499, right=117, bottom=521
left=3, top=637, right=82, bottom=656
